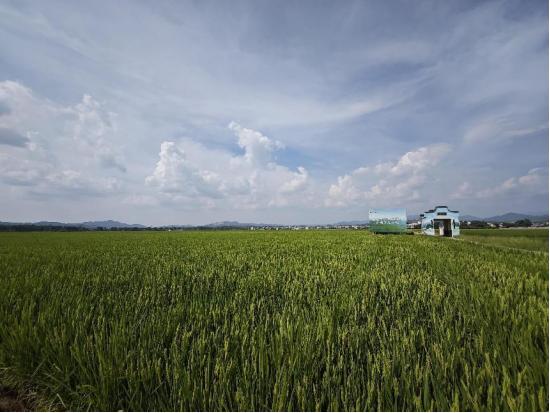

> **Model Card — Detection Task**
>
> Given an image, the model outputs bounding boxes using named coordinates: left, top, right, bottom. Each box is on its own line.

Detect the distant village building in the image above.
left=407, top=221, right=421, bottom=229
left=421, top=206, right=460, bottom=237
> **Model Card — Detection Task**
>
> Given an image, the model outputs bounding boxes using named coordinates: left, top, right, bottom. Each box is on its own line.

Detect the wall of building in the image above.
left=421, top=206, right=460, bottom=237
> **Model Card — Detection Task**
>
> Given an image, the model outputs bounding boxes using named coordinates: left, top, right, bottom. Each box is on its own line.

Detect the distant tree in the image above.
left=514, top=219, right=532, bottom=227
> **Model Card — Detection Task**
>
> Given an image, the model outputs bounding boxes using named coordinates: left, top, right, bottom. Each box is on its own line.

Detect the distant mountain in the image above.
left=32, top=221, right=75, bottom=227
left=204, top=221, right=246, bottom=227
left=2, top=220, right=146, bottom=229
left=460, top=215, right=482, bottom=221
left=483, top=213, right=548, bottom=223
left=79, top=220, right=146, bottom=229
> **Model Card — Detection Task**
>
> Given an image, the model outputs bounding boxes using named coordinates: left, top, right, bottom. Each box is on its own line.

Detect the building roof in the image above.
left=423, top=206, right=459, bottom=214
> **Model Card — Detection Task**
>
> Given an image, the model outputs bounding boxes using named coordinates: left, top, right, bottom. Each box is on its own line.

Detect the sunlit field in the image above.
left=0, top=231, right=547, bottom=411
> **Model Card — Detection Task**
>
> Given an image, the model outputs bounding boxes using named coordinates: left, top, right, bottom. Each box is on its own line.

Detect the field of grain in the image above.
left=460, top=228, right=549, bottom=252
left=0, top=230, right=547, bottom=411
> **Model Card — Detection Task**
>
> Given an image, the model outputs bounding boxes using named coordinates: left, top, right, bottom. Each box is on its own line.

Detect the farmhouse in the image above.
left=421, top=206, right=460, bottom=237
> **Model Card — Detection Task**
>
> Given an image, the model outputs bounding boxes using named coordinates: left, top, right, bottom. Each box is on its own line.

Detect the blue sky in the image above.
left=0, top=0, right=548, bottom=225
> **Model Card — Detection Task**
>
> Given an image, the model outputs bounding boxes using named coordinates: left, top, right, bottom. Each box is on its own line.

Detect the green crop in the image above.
left=460, top=228, right=548, bottom=252
left=0, top=230, right=547, bottom=411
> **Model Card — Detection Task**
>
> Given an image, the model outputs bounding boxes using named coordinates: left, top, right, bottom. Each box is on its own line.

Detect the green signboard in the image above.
left=368, top=208, right=407, bottom=233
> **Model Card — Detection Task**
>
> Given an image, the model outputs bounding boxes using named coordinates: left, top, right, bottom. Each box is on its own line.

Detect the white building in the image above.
left=420, top=206, right=460, bottom=237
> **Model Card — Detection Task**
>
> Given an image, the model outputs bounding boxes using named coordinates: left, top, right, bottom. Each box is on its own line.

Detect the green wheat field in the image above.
left=0, top=229, right=548, bottom=411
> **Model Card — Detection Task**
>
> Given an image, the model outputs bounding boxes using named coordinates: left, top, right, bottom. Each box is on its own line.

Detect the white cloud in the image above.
left=0, top=80, right=125, bottom=195
left=0, top=158, right=44, bottom=187
left=0, top=81, right=125, bottom=170
left=451, top=182, right=473, bottom=200
left=43, top=170, right=120, bottom=195
left=476, top=168, right=548, bottom=199
left=464, top=115, right=547, bottom=144
left=145, top=123, right=312, bottom=209
left=280, top=166, right=308, bottom=193
left=385, top=143, right=451, bottom=176
left=326, top=143, right=451, bottom=207
left=0, top=81, right=60, bottom=131
left=0, top=152, right=120, bottom=196
left=70, top=94, right=126, bottom=172
left=228, top=121, right=284, bottom=166
left=145, top=141, right=223, bottom=198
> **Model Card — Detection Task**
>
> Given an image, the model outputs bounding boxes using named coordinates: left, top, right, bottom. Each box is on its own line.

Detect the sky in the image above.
left=0, top=0, right=548, bottom=225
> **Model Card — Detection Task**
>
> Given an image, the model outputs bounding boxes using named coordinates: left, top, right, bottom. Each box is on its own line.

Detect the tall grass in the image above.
left=0, top=231, right=547, bottom=411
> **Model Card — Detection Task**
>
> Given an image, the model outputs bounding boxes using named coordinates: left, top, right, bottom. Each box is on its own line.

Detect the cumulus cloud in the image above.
left=0, top=80, right=125, bottom=195
left=229, top=121, right=284, bottom=166
left=280, top=166, right=308, bottom=193
left=145, top=123, right=311, bottom=209
left=0, top=81, right=125, bottom=170
left=326, top=144, right=451, bottom=207
left=476, top=168, right=548, bottom=199
left=71, top=94, right=126, bottom=172
left=145, top=141, right=223, bottom=199
left=0, top=81, right=57, bottom=132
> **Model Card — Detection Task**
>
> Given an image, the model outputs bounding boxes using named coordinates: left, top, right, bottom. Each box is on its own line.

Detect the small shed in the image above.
left=421, top=206, right=460, bottom=237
